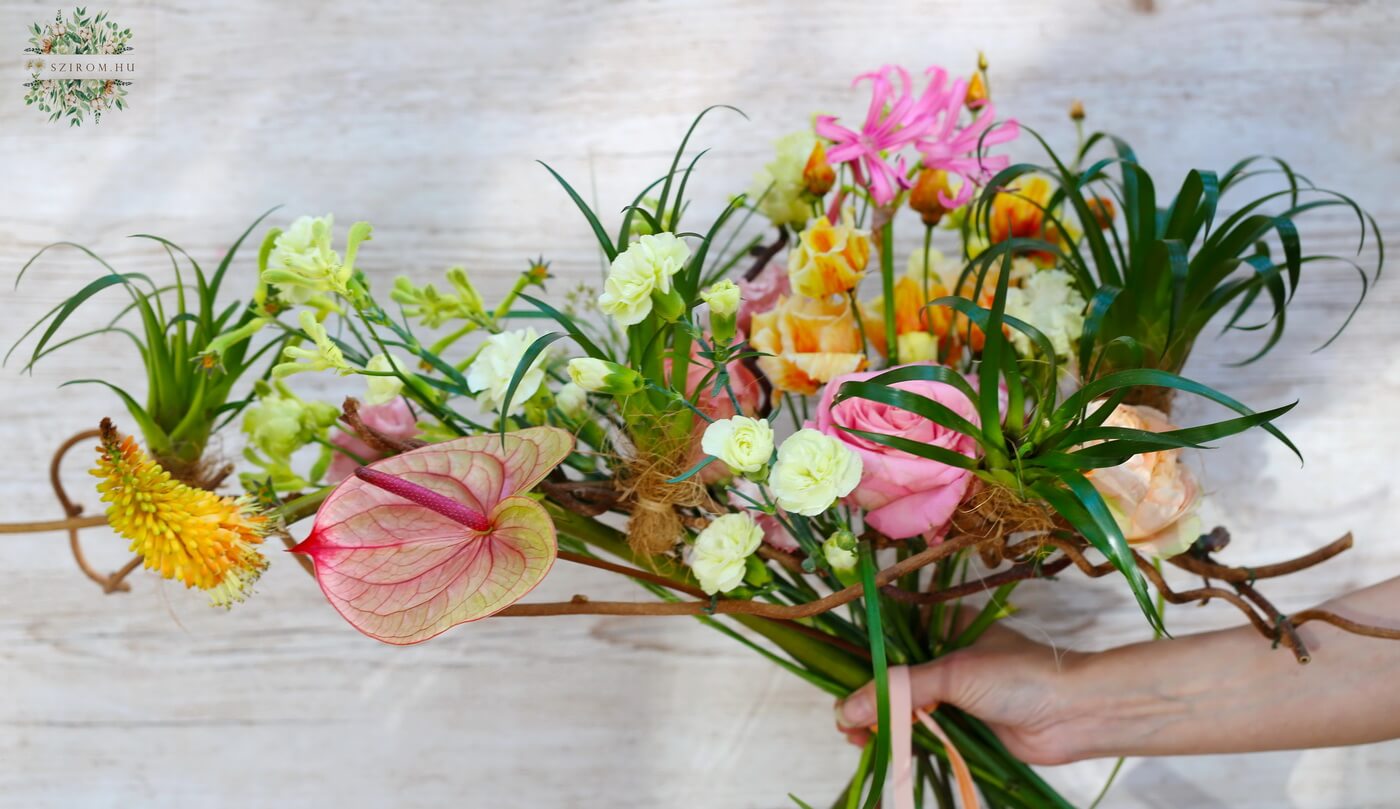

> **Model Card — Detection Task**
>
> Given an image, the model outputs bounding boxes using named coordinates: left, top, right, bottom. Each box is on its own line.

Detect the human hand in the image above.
left=834, top=620, right=1092, bottom=766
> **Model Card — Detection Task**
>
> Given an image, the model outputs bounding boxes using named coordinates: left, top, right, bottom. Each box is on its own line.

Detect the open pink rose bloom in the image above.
left=294, top=427, right=574, bottom=644
left=813, top=365, right=981, bottom=540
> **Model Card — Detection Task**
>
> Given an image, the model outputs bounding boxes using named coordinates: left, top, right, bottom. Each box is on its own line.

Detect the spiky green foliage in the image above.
left=971, top=129, right=1382, bottom=377
left=8, top=209, right=288, bottom=468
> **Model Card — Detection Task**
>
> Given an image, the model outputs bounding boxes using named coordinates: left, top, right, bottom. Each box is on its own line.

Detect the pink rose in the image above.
left=812, top=363, right=980, bottom=540
left=737, top=261, right=789, bottom=336
left=327, top=397, right=419, bottom=482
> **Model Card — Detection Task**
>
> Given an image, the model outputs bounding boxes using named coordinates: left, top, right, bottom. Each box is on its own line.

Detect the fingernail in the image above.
left=837, top=695, right=869, bottom=728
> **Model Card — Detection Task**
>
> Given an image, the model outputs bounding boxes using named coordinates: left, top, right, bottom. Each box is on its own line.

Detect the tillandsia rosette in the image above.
left=20, top=57, right=1392, bottom=808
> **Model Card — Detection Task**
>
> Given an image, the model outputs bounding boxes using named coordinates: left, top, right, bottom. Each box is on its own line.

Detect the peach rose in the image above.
left=787, top=215, right=871, bottom=299
left=1085, top=403, right=1202, bottom=558
left=750, top=294, right=867, bottom=395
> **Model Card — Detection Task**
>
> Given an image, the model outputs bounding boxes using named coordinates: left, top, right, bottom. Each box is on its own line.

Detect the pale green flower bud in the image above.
left=196, top=317, right=269, bottom=372
left=701, top=280, right=741, bottom=343
left=362, top=353, right=405, bottom=406
left=555, top=382, right=588, bottom=418
left=261, top=215, right=352, bottom=301
left=273, top=310, right=353, bottom=378
left=567, top=357, right=643, bottom=396
left=445, top=266, right=485, bottom=317
left=822, top=529, right=858, bottom=573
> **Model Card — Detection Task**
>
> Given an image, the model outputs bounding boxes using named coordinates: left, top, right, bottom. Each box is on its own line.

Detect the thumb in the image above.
left=837, top=657, right=957, bottom=729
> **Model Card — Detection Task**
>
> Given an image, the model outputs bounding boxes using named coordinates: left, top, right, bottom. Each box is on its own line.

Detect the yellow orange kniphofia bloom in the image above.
left=787, top=215, right=871, bottom=299
left=92, top=419, right=269, bottom=607
left=750, top=294, right=867, bottom=395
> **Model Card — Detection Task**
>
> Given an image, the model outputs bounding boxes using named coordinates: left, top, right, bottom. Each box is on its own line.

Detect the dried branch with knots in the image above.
left=7, top=429, right=1400, bottom=667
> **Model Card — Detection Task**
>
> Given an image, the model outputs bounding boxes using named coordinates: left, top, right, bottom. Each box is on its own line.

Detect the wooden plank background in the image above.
left=2, top=0, right=1398, bottom=806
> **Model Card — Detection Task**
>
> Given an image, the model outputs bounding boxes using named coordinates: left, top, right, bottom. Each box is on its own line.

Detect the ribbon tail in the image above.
left=889, top=666, right=916, bottom=809
left=915, top=707, right=981, bottom=809
left=887, top=664, right=982, bottom=809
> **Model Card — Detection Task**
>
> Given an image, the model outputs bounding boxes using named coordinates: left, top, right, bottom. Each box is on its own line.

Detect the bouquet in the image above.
left=12, top=59, right=1392, bottom=807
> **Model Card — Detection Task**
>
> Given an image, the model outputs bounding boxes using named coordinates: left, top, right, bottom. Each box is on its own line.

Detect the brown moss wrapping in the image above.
left=951, top=482, right=1060, bottom=565
left=620, top=452, right=716, bottom=556
left=618, top=419, right=716, bottom=557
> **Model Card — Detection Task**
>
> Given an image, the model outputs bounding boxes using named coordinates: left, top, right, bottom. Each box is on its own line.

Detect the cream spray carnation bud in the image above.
left=689, top=512, right=765, bottom=596
left=555, top=382, right=588, bottom=418
left=769, top=428, right=863, bottom=516
left=362, top=353, right=405, bottom=406
left=567, top=357, right=644, bottom=396
left=700, top=415, right=774, bottom=476
left=822, top=529, right=858, bottom=573
left=701, top=279, right=741, bottom=343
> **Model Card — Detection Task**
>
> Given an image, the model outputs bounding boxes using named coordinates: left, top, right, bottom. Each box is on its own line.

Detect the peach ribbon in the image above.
left=888, top=665, right=981, bottom=809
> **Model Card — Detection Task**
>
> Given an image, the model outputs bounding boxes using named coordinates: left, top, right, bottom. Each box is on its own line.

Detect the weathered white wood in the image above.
left=2, top=0, right=1399, bottom=806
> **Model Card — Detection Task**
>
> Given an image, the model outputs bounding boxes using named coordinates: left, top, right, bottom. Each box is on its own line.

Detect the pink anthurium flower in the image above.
left=292, top=426, right=574, bottom=645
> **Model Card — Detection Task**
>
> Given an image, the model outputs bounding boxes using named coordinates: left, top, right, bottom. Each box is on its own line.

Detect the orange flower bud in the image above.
left=909, top=169, right=954, bottom=226
left=965, top=72, right=988, bottom=109
left=802, top=141, right=836, bottom=197
left=1069, top=100, right=1085, bottom=121
left=1085, top=196, right=1115, bottom=229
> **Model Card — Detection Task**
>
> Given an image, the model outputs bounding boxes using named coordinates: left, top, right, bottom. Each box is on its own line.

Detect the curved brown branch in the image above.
left=881, top=556, right=1073, bottom=605
left=499, top=533, right=984, bottom=620
left=44, top=429, right=139, bottom=593
left=1289, top=609, right=1400, bottom=641
left=1169, top=533, right=1354, bottom=584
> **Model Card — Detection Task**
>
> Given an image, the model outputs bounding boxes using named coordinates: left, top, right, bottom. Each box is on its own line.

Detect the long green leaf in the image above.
left=538, top=161, right=617, bottom=262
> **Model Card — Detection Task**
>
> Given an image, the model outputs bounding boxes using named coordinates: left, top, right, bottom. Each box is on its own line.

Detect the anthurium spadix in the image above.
left=292, top=427, right=574, bottom=644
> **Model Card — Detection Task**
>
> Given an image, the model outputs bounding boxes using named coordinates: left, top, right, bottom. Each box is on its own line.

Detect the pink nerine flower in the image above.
left=812, top=364, right=980, bottom=540
left=327, top=397, right=420, bottom=482
left=816, top=65, right=937, bottom=207
left=913, top=68, right=1019, bottom=209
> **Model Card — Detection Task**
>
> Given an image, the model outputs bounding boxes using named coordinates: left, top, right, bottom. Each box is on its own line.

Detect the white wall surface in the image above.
left=1, top=0, right=1398, bottom=806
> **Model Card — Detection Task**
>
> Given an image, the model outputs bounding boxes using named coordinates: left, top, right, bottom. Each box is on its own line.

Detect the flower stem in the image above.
left=880, top=221, right=897, bottom=366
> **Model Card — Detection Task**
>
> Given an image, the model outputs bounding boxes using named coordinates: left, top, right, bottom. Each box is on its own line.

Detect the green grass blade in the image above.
left=538, top=161, right=618, bottom=262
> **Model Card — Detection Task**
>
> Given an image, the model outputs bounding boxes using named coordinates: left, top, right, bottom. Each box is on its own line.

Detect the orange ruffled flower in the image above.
left=787, top=215, right=871, bottom=299
left=750, top=294, right=867, bottom=395
left=987, top=176, right=1067, bottom=266
left=862, top=269, right=956, bottom=360
left=92, top=419, right=268, bottom=607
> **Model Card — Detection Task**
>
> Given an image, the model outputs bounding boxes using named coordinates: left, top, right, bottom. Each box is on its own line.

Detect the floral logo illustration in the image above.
left=23, top=7, right=132, bottom=126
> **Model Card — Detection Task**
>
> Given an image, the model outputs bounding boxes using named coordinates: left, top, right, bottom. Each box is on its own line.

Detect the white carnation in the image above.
left=466, top=328, right=547, bottom=415
left=700, top=415, right=774, bottom=475
left=1003, top=268, right=1088, bottom=359
left=690, top=513, right=764, bottom=595
left=769, top=429, right=863, bottom=516
left=598, top=233, right=691, bottom=327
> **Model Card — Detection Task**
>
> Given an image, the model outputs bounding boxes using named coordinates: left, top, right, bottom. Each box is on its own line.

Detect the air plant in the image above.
left=9, top=209, right=289, bottom=485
